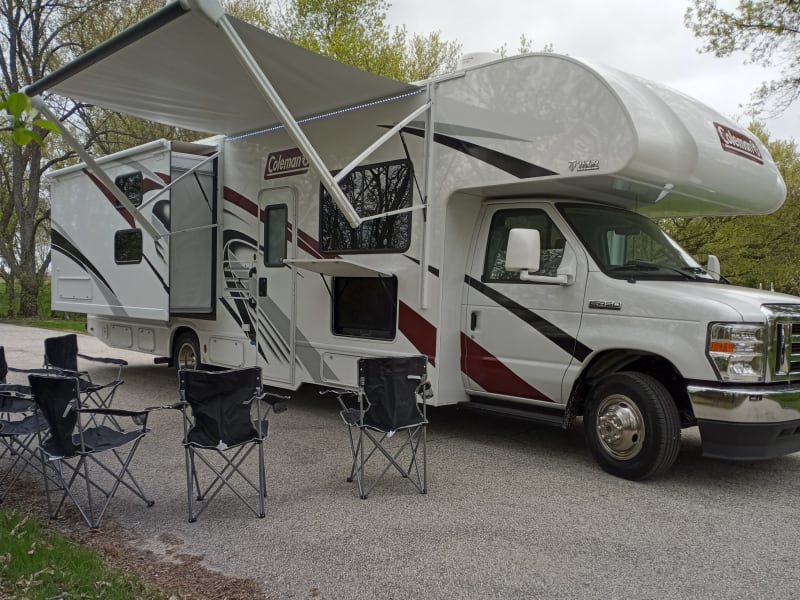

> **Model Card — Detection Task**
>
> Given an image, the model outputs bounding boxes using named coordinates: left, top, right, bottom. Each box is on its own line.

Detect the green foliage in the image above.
left=685, top=0, right=800, bottom=115
left=275, top=0, right=460, bottom=80
left=662, top=122, right=800, bottom=294
left=0, top=509, right=163, bottom=599
left=0, top=91, right=59, bottom=146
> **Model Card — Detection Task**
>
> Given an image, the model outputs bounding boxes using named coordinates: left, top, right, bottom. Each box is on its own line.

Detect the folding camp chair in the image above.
left=29, top=373, right=154, bottom=529
left=332, top=355, right=430, bottom=499
left=43, top=334, right=127, bottom=417
left=0, top=382, right=50, bottom=502
left=178, top=367, right=288, bottom=522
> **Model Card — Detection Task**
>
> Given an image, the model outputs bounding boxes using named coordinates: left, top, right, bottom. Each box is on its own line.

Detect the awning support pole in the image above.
left=419, top=82, right=436, bottom=310
left=31, top=97, right=162, bottom=241
left=213, top=15, right=362, bottom=228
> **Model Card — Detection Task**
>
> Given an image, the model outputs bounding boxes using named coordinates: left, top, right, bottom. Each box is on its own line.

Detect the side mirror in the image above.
left=706, top=254, right=721, bottom=279
left=505, top=228, right=575, bottom=286
left=505, top=228, right=541, bottom=273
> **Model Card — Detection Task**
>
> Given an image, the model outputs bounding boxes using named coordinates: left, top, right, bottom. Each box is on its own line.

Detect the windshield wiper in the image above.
left=608, top=261, right=697, bottom=280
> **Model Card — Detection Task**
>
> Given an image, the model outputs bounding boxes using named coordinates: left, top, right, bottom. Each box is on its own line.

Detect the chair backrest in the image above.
left=28, top=374, right=80, bottom=456
left=0, top=346, right=7, bottom=383
left=44, top=334, right=79, bottom=372
left=179, top=367, right=262, bottom=446
left=359, top=356, right=427, bottom=431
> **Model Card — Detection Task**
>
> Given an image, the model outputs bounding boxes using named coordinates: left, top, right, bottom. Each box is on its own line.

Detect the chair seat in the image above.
left=186, top=419, right=269, bottom=449
left=0, top=412, right=49, bottom=436
left=340, top=407, right=427, bottom=433
left=41, top=425, right=147, bottom=457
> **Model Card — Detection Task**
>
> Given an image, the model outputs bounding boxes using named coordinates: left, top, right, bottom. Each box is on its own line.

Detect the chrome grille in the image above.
left=763, top=305, right=800, bottom=382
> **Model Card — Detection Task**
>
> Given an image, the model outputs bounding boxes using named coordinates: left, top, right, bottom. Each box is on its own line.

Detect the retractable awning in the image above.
left=284, top=259, right=390, bottom=278
left=26, top=1, right=418, bottom=137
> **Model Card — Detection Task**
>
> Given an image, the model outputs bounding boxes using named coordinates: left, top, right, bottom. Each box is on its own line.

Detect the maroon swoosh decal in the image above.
left=84, top=170, right=134, bottom=227
left=155, top=172, right=170, bottom=184
left=224, top=186, right=258, bottom=216
left=460, top=332, right=551, bottom=401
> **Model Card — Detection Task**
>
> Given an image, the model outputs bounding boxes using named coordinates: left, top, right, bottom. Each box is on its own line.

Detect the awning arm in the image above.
left=186, top=2, right=361, bottom=228
left=31, top=97, right=162, bottom=241
left=333, top=101, right=431, bottom=185
left=138, top=151, right=220, bottom=210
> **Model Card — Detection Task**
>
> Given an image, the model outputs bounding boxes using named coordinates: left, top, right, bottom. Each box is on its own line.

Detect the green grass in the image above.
left=0, top=509, right=164, bottom=600
left=1, top=279, right=87, bottom=331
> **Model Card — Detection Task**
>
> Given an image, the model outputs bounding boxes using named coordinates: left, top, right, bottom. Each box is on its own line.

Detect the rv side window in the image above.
left=332, top=276, right=398, bottom=340
left=114, top=172, right=143, bottom=208
left=483, top=209, right=566, bottom=281
left=319, top=159, right=413, bottom=253
left=114, top=229, right=143, bottom=265
left=263, top=205, right=288, bottom=267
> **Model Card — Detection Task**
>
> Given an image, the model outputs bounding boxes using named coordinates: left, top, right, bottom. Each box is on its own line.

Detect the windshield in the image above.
left=558, top=203, right=717, bottom=282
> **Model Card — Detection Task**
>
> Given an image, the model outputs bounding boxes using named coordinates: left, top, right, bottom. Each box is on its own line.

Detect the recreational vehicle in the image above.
left=27, top=0, right=800, bottom=479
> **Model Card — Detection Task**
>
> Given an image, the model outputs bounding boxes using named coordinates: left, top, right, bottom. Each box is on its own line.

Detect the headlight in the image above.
left=707, top=323, right=766, bottom=382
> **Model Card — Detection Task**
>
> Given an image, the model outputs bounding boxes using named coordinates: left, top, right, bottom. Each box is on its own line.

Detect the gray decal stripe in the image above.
left=51, top=230, right=115, bottom=293
left=143, top=255, right=169, bottom=295
left=465, top=274, right=592, bottom=361
left=401, top=127, right=557, bottom=179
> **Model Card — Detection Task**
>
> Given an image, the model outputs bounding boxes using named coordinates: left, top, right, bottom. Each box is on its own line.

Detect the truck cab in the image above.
left=464, top=198, right=800, bottom=479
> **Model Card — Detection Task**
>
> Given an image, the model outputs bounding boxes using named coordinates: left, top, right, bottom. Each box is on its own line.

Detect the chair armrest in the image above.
left=79, top=407, right=151, bottom=427
left=259, top=391, right=290, bottom=413
left=77, top=353, right=128, bottom=367
left=0, top=383, right=32, bottom=397
left=144, top=401, right=187, bottom=411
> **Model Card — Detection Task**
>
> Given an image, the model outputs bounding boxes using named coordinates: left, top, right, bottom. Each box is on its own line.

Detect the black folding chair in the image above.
left=178, top=367, right=288, bottom=522
left=29, top=373, right=154, bottom=529
left=43, top=334, right=127, bottom=418
left=331, top=355, right=430, bottom=499
left=0, top=382, right=50, bottom=503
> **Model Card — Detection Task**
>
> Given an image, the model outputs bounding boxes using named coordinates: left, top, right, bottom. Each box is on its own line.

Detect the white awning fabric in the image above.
left=284, top=259, right=390, bottom=278
left=31, top=5, right=418, bottom=137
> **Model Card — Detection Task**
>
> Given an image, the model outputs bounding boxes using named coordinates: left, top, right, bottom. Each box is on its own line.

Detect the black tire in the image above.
left=173, top=332, right=201, bottom=371
left=584, top=371, right=681, bottom=481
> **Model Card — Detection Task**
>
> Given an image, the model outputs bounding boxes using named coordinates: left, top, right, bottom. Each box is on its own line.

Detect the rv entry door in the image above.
left=256, top=188, right=297, bottom=385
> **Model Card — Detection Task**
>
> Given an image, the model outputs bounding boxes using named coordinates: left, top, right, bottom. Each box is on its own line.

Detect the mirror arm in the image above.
left=518, top=271, right=575, bottom=285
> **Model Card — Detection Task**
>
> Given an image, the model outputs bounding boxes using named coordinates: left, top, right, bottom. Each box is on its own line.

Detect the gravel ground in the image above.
left=3, top=322, right=800, bottom=600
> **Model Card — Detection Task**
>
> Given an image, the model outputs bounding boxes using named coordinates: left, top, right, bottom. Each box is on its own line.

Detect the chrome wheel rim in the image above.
left=177, top=342, right=198, bottom=370
left=596, top=394, right=645, bottom=460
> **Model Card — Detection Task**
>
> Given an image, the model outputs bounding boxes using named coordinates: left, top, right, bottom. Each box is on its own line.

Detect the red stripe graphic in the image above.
left=460, top=333, right=551, bottom=401
left=399, top=302, right=437, bottom=366
left=223, top=186, right=258, bottom=217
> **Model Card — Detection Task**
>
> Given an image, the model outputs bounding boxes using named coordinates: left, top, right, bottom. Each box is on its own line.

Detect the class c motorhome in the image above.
left=27, top=0, right=800, bottom=479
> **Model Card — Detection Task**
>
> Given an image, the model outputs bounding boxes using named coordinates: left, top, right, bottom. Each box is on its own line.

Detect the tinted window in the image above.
left=114, top=229, right=142, bottom=264
left=332, top=276, right=397, bottom=340
left=320, top=159, right=413, bottom=253
left=263, top=205, right=288, bottom=267
left=114, top=172, right=143, bottom=207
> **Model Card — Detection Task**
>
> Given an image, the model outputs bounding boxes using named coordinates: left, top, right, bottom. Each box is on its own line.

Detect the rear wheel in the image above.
left=584, top=371, right=681, bottom=480
left=174, top=332, right=201, bottom=371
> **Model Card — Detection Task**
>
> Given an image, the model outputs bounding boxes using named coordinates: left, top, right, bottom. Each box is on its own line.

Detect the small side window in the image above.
left=263, top=205, right=288, bottom=267
left=332, top=276, right=397, bottom=340
left=114, top=172, right=143, bottom=208
left=114, top=229, right=142, bottom=264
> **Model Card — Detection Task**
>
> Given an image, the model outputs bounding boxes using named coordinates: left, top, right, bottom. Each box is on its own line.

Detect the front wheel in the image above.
left=584, top=371, right=681, bottom=480
left=173, top=332, right=201, bottom=371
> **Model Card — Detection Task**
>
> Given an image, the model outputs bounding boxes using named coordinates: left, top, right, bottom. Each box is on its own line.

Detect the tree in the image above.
left=274, top=0, right=460, bottom=80
left=685, top=1, right=800, bottom=115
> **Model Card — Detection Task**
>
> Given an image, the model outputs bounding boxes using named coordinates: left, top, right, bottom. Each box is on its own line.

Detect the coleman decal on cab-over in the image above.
left=714, top=122, right=763, bottom=165
left=264, top=148, right=309, bottom=180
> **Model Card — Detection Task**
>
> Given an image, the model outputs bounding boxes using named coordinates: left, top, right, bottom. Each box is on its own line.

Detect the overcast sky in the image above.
left=386, top=0, right=800, bottom=142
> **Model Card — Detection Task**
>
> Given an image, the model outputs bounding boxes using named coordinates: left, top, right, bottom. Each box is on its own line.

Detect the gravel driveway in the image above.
left=2, top=322, right=799, bottom=600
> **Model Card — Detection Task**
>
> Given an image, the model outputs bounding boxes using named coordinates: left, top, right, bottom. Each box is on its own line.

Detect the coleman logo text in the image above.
left=714, top=123, right=763, bottom=165
left=264, top=148, right=309, bottom=180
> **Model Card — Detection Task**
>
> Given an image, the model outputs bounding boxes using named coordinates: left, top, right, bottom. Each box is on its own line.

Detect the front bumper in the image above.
left=687, top=381, right=800, bottom=460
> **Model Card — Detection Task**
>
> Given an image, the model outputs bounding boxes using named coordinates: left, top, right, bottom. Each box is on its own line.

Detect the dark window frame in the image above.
left=319, top=158, right=413, bottom=254
left=114, top=229, right=143, bottom=265
left=263, top=204, right=288, bottom=267
left=331, top=276, right=398, bottom=340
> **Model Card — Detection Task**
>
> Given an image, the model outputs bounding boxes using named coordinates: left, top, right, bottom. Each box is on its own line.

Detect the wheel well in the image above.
left=171, top=327, right=198, bottom=358
left=568, top=350, right=694, bottom=427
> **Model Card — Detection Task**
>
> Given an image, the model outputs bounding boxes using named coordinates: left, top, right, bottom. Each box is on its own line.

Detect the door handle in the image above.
left=470, top=310, right=479, bottom=332
left=258, top=277, right=268, bottom=297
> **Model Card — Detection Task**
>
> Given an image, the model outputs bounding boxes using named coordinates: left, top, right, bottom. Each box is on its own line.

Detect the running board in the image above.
left=464, top=400, right=565, bottom=427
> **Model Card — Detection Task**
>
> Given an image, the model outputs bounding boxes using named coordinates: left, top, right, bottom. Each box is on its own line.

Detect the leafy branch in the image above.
left=0, top=91, right=59, bottom=146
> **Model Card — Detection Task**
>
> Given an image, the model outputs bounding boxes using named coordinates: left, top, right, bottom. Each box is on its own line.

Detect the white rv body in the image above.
left=35, top=3, right=800, bottom=478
